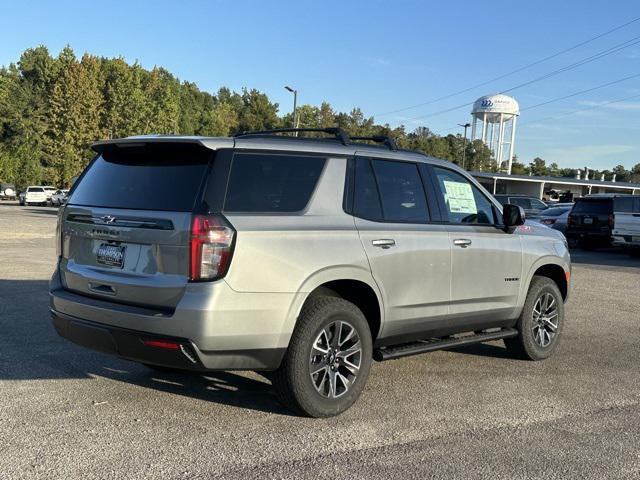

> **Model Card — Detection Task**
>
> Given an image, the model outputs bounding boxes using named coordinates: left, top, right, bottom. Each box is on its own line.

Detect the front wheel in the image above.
left=504, top=276, right=564, bottom=360
left=272, top=296, right=372, bottom=417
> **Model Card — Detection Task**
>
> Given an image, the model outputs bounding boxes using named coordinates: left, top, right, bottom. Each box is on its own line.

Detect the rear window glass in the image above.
left=353, top=158, right=383, bottom=220
left=509, top=197, right=532, bottom=209
left=543, top=207, right=570, bottom=217
left=572, top=199, right=612, bottom=214
left=224, top=153, right=326, bottom=213
left=371, top=159, right=429, bottom=222
left=70, top=144, right=212, bottom=211
left=614, top=196, right=640, bottom=213
left=28, top=187, right=44, bottom=192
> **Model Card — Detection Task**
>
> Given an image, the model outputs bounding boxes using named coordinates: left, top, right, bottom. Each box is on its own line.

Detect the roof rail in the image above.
left=234, top=128, right=350, bottom=145
left=350, top=135, right=398, bottom=151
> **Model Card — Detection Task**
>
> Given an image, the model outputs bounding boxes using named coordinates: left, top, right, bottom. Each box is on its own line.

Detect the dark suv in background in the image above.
left=566, top=195, right=619, bottom=248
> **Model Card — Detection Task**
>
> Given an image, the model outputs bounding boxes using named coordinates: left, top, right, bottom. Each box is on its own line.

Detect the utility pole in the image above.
left=458, top=123, right=471, bottom=170
left=284, top=86, right=298, bottom=135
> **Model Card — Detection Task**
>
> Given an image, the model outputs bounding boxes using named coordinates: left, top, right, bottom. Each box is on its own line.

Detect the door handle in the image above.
left=453, top=238, right=472, bottom=248
left=372, top=239, right=396, bottom=249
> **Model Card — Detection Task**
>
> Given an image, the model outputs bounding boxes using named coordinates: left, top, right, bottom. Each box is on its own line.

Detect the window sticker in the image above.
left=443, top=180, right=477, bottom=214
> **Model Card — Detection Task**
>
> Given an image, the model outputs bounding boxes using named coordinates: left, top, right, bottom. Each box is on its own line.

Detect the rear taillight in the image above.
left=189, top=214, right=235, bottom=281
left=142, top=339, right=181, bottom=350
left=567, top=215, right=575, bottom=227
left=55, top=206, right=65, bottom=258
left=608, top=214, right=615, bottom=229
left=541, top=219, right=556, bottom=225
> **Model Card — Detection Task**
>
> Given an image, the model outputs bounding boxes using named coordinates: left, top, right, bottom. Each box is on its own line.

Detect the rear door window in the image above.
left=353, top=158, right=383, bottom=220
left=370, top=159, right=429, bottom=223
left=224, top=153, right=326, bottom=213
left=70, top=144, right=212, bottom=212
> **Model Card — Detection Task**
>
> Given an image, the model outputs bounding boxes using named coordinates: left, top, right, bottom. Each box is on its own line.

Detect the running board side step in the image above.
left=373, top=328, right=519, bottom=361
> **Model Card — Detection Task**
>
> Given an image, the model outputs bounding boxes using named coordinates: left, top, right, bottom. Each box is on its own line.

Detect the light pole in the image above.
left=284, top=86, right=298, bottom=133
left=458, top=123, right=471, bottom=170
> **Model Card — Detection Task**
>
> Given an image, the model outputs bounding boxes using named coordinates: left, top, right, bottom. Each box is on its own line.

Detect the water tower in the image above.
left=471, top=94, right=519, bottom=174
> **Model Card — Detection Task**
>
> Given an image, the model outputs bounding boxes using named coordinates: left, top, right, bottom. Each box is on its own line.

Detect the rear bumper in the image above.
left=51, top=309, right=285, bottom=371
left=612, top=235, right=640, bottom=248
left=565, top=230, right=611, bottom=241
left=50, top=269, right=292, bottom=370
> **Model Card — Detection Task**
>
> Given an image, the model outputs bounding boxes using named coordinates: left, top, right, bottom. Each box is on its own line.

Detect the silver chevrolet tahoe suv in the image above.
left=50, top=128, right=571, bottom=417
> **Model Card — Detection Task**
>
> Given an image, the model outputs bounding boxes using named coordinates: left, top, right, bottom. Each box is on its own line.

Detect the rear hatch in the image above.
left=26, top=187, right=47, bottom=203
left=613, top=196, right=640, bottom=237
left=60, top=142, right=213, bottom=310
left=567, top=198, right=613, bottom=233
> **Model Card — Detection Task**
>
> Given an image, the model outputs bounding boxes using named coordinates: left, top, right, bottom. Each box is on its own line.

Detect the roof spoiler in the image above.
left=91, top=136, right=220, bottom=153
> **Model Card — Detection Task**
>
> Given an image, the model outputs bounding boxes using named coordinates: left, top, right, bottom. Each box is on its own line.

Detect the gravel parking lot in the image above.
left=0, top=202, right=639, bottom=479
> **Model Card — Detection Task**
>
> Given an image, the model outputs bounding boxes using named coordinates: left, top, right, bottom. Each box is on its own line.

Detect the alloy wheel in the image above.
left=531, top=292, right=559, bottom=348
left=309, top=321, right=362, bottom=398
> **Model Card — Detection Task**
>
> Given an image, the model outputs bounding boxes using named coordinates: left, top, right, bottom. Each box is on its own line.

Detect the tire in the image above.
left=504, top=276, right=564, bottom=361
left=272, top=296, right=373, bottom=418
left=628, top=248, right=640, bottom=258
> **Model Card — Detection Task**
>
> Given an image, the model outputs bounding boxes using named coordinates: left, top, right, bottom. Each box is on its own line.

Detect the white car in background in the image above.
left=43, top=186, right=56, bottom=204
left=19, top=186, right=49, bottom=206
left=611, top=196, right=640, bottom=257
left=51, top=189, right=69, bottom=206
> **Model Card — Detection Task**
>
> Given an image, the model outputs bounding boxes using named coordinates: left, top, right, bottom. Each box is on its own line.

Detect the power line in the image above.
left=501, top=35, right=640, bottom=94
left=404, top=37, right=640, bottom=122
left=373, top=16, right=640, bottom=118
left=520, top=72, right=640, bottom=111
left=520, top=92, right=640, bottom=126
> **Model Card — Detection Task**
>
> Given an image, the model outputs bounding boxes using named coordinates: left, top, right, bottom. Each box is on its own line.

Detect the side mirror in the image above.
left=503, top=204, right=525, bottom=230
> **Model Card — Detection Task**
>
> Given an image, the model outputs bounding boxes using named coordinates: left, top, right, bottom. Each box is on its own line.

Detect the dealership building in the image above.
left=472, top=172, right=640, bottom=200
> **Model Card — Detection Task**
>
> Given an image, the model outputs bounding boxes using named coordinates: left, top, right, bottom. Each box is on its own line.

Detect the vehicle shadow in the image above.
left=0, top=279, right=290, bottom=415
left=447, top=342, right=515, bottom=359
left=570, top=247, right=640, bottom=269
left=22, top=207, right=60, bottom=216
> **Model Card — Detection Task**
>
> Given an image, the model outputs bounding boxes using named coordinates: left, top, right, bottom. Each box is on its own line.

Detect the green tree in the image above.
left=237, top=88, right=279, bottom=132
left=529, top=157, right=548, bottom=176
left=202, top=101, right=239, bottom=136
left=48, top=52, right=103, bottom=186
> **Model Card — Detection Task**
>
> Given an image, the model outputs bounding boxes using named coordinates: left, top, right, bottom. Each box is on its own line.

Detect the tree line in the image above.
left=0, top=46, right=638, bottom=189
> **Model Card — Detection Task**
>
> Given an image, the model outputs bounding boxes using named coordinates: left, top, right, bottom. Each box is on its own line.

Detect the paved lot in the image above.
left=0, top=203, right=639, bottom=479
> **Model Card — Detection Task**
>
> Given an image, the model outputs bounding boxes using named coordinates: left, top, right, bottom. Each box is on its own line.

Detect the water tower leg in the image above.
left=471, top=117, right=477, bottom=140
left=497, top=113, right=505, bottom=172
left=481, top=113, right=487, bottom=143
left=490, top=123, right=496, bottom=161
left=507, top=116, right=517, bottom=175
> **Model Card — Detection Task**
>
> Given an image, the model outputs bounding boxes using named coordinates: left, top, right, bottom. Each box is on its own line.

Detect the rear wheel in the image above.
left=505, top=276, right=564, bottom=360
left=628, top=248, right=640, bottom=258
left=272, top=296, right=372, bottom=417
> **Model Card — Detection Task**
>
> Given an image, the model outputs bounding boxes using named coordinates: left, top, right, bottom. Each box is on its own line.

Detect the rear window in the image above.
left=28, top=187, right=44, bottom=192
left=224, top=153, right=325, bottom=213
left=509, top=197, right=532, bottom=209
left=543, top=207, right=570, bottom=217
left=614, top=196, right=640, bottom=213
left=572, top=199, right=612, bottom=214
left=70, top=144, right=212, bottom=211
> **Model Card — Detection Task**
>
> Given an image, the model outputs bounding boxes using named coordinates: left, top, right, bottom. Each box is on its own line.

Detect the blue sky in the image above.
left=1, top=0, right=639, bottom=170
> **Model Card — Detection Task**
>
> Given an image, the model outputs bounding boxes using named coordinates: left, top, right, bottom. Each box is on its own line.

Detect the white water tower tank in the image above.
left=471, top=94, right=519, bottom=174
